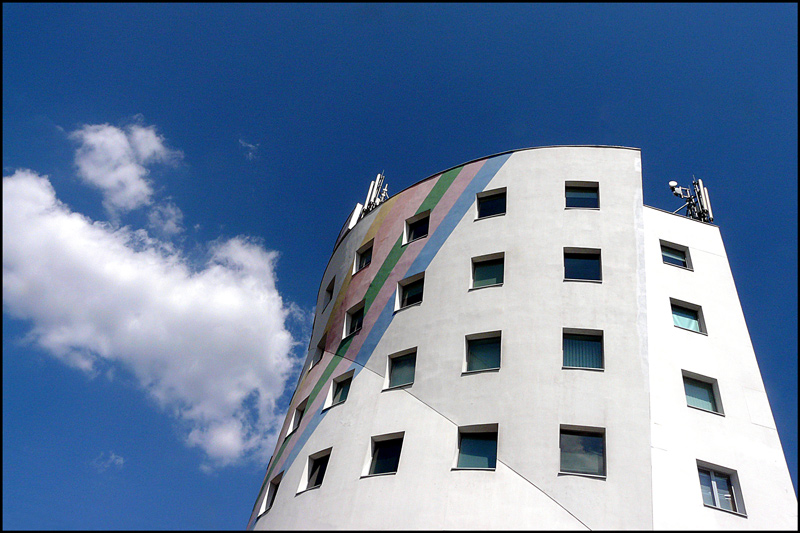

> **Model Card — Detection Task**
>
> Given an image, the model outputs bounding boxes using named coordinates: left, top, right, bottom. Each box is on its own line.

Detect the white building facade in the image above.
left=247, top=146, right=796, bottom=530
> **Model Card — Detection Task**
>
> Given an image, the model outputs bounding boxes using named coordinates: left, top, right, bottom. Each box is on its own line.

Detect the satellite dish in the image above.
left=668, top=181, right=678, bottom=188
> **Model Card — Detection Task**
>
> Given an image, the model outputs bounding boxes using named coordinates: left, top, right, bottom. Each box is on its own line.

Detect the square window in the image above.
left=259, top=472, right=283, bottom=515
left=563, top=331, right=603, bottom=369
left=564, top=249, right=602, bottom=281
left=398, top=274, right=424, bottom=309
left=472, top=254, right=504, bottom=288
left=565, top=183, right=599, bottom=209
left=323, top=277, right=335, bottom=309
left=560, top=427, right=605, bottom=476
left=345, top=301, right=365, bottom=337
left=698, top=464, right=744, bottom=514
left=354, top=240, right=373, bottom=274
left=404, top=211, right=430, bottom=244
left=457, top=427, right=498, bottom=469
left=369, top=436, right=403, bottom=475
left=661, top=244, right=688, bottom=268
left=671, top=300, right=705, bottom=333
left=466, top=334, right=501, bottom=372
left=683, top=373, right=722, bottom=414
left=303, top=450, right=331, bottom=491
left=332, top=375, right=352, bottom=405
left=477, top=189, right=506, bottom=219
left=388, top=350, right=416, bottom=388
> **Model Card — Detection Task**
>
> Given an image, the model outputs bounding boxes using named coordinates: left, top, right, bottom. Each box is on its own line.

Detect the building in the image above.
left=247, top=146, right=796, bottom=530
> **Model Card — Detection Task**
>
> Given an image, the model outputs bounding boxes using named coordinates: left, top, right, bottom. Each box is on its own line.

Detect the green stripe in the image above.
left=363, top=235, right=404, bottom=314
left=416, top=166, right=462, bottom=214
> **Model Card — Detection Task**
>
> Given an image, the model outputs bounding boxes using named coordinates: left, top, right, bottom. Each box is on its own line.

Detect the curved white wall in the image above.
left=248, top=146, right=796, bottom=530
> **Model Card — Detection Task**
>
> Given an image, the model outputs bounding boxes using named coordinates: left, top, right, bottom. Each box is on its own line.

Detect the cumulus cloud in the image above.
left=70, top=123, right=182, bottom=215
left=91, top=451, right=125, bottom=472
left=148, top=201, right=184, bottom=236
left=3, top=169, right=301, bottom=467
left=238, top=139, right=259, bottom=161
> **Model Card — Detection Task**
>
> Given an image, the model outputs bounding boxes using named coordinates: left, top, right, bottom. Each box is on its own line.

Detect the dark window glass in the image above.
left=332, top=377, right=351, bottom=405
left=370, top=438, right=403, bottom=475
left=389, top=353, right=416, bottom=388
left=307, top=454, right=330, bottom=488
left=564, top=252, right=601, bottom=281
left=323, top=278, right=335, bottom=307
left=565, top=185, right=599, bottom=208
left=473, top=258, right=504, bottom=287
left=348, top=307, right=364, bottom=335
left=477, top=192, right=506, bottom=218
left=467, top=337, right=501, bottom=371
left=407, top=216, right=429, bottom=242
left=684, top=377, right=718, bottom=412
left=264, top=477, right=281, bottom=512
left=560, top=429, right=605, bottom=476
left=293, top=403, right=305, bottom=430
left=358, top=245, right=372, bottom=270
left=563, top=333, right=603, bottom=369
left=661, top=245, right=687, bottom=268
left=400, top=278, right=424, bottom=307
left=458, top=432, right=498, bottom=469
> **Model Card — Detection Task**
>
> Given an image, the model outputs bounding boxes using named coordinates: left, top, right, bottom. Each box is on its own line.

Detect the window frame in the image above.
left=324, top=369, right=354, bottom=410
left=670, top=298, right=707, bottom=335
left=258, top=471, right=283, bottom=516
left=562, top=328, right=604, bottom=371
left=403, top=210, right=431, bottom=245
left=696, top=461, right=747, bottom=517
left=384, top=348, right=417, bottom=390
left=471, top=252, right=505, bottom=290
left=453, top=424, right=499, bottom=471
left=565, top=181, right=600, bottom=209
left=660, top=240, right=693, bottom=270
left=297, top=448, right=332, bottom=494
left=362, top=432, right=404, bottom=478
left=682, top=370, right=724, bottom=416
left=476, top=187, right=507, bottom=220
left=322, top=277, right=335, bottom=310
left=559, top=425, right=607, bottom=478
left=344, top=300, right=366, bottom=338
left=310, top=333, right=326, bottom=370
left=463, top=331, right=502, bottom=374
left=563, top=247, right=602, bottom=282
left=353, top=239, right=374, bottom=275
left=288, top=397, right=308, bottom=435
left=396, top=272, right=425, bottom=311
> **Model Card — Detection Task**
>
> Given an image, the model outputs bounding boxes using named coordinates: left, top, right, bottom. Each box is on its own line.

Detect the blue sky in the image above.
left=3, top=4, right=796, bottom=529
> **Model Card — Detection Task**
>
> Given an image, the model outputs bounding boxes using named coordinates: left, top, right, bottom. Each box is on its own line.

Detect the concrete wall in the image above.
left=248, top=147, right=795, bottom=530
left=644, top=207, right=797, bottom=529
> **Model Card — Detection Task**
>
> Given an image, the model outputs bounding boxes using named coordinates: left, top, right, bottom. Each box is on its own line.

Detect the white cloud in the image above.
left=91, top=451, right=125, bottom=472
left=3, top=169, right=301, bottom=467
left=238, top=139, right=259, bottom=161
left=70, top=123, right=182, bottom=215
left=148, top=201, right=184, bottom=236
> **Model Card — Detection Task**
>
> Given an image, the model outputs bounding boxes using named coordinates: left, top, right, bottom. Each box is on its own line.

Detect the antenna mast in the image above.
left=668, top=176, right=714, bottom=223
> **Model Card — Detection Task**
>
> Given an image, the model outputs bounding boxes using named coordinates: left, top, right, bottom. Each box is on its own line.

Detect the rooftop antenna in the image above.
left=359, top=172, right=389, bottom=219
left=668, top=175, right=714, bottom=223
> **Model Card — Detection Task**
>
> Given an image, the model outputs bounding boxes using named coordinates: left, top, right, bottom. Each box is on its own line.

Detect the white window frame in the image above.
left=258, top=471, right=283, bottom=516
left=696, top=460, right=747, bottom=516
left=344, top=300, right=366, bottom=338
left=288, top=397, right=308, bottom=435
left=324, top=370, right=355, bottom=410
left=660, top=239, right=693, bottom=270
left=297, top=447, right=332, bottom=494
left=475, top=187, right=507, bottom=220
left=353, top=239, right=374, bottom=275
left=395, top=272, right=425, bottom=311
left=403, top=210, right=430, bottom=245
left=383, top=347, right=417, bottom=390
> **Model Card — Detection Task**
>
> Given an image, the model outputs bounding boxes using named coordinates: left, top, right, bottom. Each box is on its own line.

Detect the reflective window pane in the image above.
left=566, top=186, right=599, bottom=208
left=474, top=258, right=504, bottom=287
left=358, top=246, right=372, bottom=270
left=699, top=469, right=715, bottom=506
left=564, top=253, right=601, bottom=280
left=560, top=430, right=605, bottom=476
left=370, top=438, right=403, bottom=475
left=672, top=304, right=700, bottom=332
left=389, top=353, right=416, bottom=388
left=332, top=377, right=351, bottom=404
left=408, top=217, right=429, bottom=242
left=458, top=432, right=497, bottom=469
left=307, top=454, right=329, bottom=488
left=478, top=193, right=506, bottom=218
left=715, top=473, right=736, bottom=512
left=684, top=377, right=717, bottom=412
left=467, top=337, right=501, bottom=371
left=401, top=278, right=424, bottom=307
left=349, top=307, right=364, bottom=335
left=563, top=334, right=603, bottom=369
left=661, top=245, right=687, bottom=268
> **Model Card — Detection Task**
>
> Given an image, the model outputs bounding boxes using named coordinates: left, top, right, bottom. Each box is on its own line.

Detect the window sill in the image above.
left=469, top=283, right=503, bottom=291
left=295, top=485, right=322, bottom=496
left=474, top=213, right=506, bottom=221
left=352, top=264, right=371, bottom=276
left=563, top=278, right=602, bottom=283
left=673, top=325, right=708, bottom=336
left=360, top=472, right=397, bottom=479
left=461, top=367, right=500, bottom=376
left=687, top=404, right=725, bottom=417
left=321, top=400, right=345, bottom=412
left=451, top=467, right=496, bottom=471
left=402, top=235, right=428, bottom=247
left=394, top=301, right=422, bottom=314
left=342, top=328, right=362, bottom=341
left=663, top=261, right=693, bottom=271
left=703, top=504, right=747, bottom=518
left=382, top=383, right=413, bottom=392
left=562, top=366, right=604, bottom=372
left=564, top=207, right=600, bottom=210
left=557, top=471, right=607, bottom=480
